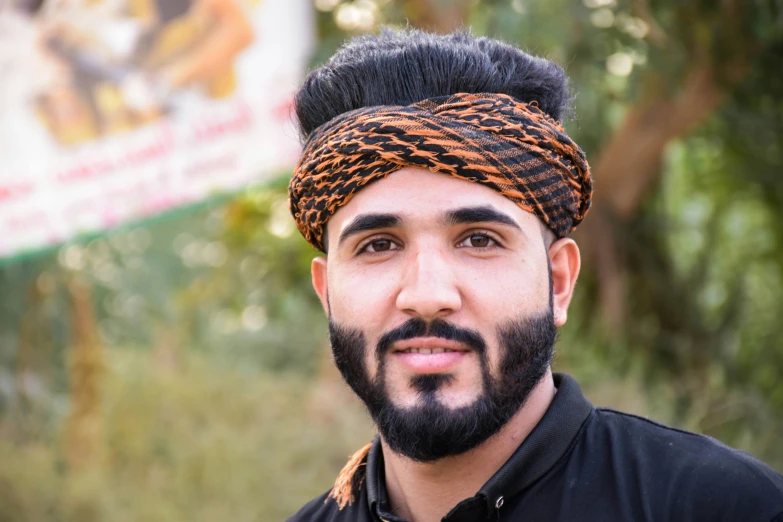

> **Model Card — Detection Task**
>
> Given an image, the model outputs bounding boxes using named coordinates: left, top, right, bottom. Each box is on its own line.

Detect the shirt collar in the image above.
left=366, top=372, right=594, bottom=519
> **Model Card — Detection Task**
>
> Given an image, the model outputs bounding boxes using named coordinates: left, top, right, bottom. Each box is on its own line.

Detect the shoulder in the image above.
left=287, top=487, right=372, bottom=522
left=590, top=408, right=783, bottom=521
left=288, top=442, right=376, bottom=521
left=287, top=490, right=341, bottom=522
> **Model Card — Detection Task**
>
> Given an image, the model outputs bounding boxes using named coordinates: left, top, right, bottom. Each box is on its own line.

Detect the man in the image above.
left=287, top=28, right=783, bottom=522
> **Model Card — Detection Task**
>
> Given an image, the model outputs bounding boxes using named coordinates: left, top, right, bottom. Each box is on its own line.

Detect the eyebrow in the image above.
left=335, top=206, right=523, bottom=249
left=338, top=213, right=401, bottom=246
left=443, top=205, right=522, bottom=230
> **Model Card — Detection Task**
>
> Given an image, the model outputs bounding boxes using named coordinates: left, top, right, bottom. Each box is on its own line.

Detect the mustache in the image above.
left=376, top=317, right=487, bottom=359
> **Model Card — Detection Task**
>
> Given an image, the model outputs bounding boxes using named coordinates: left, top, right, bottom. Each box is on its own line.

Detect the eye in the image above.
left=457, top=232, right=499, bottom=249
left=359, top=237, right=400, bottom=255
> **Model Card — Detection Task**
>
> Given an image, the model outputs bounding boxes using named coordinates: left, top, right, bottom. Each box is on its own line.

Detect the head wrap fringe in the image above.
left=290, top=92, right=592, bottom=252
left=327, top=442, right=373, bottom=510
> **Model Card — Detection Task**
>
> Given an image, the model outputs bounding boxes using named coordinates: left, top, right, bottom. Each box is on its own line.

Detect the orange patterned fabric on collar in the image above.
left=289, top=93, right=592, bottom=252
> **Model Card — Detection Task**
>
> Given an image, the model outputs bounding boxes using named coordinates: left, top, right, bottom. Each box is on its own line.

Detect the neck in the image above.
left=381, top=369, right=557, bottom=522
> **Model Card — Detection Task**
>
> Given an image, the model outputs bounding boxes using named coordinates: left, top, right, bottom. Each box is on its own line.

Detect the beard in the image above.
left=328, top=308, right=556, bottom=462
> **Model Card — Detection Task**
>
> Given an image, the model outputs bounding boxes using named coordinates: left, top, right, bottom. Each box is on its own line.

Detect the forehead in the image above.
left=327, top=167, right=543, bottom=234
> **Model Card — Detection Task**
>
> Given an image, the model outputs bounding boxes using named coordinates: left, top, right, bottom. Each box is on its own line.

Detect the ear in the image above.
left=311, top=256, right=330, bottom=315
left=548, top=238, right=581, bottom=327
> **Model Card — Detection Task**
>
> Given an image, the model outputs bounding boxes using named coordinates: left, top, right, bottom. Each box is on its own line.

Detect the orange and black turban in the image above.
left=289, top=93, right=592, bottom=252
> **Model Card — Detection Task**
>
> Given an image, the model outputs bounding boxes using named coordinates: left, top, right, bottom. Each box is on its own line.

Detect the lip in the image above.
left=391, top=337, right=471, bottom=374
left=393, top=337, right=470, bottom=353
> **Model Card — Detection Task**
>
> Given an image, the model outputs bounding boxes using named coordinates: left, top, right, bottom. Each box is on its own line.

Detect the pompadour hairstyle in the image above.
left=294, top=28, right=573, bottom=142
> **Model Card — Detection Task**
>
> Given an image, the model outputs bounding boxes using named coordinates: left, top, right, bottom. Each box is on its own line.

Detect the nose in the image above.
left=395, top=243, right=462, bottom=320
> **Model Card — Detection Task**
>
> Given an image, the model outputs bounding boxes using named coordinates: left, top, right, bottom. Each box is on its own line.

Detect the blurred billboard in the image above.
left=0, top=0, right=312, bottom=260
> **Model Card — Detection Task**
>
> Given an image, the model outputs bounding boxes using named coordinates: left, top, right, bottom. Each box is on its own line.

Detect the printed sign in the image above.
left=0, top=0, right=312, bottom=259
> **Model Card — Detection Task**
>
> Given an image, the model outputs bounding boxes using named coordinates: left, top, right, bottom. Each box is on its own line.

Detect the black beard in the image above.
left=328, top=310, right=556, bottom=462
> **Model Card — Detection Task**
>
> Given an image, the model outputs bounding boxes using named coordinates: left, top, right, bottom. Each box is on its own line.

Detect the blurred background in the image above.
left=1, top=0, right=782, bottom=520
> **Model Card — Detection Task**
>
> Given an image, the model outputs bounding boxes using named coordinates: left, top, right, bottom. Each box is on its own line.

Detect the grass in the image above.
left=0, top=347, right=374, bottom=522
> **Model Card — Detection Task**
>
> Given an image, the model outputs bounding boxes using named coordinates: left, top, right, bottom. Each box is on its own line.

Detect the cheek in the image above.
left=446, top=257, right=547, bottom=373
left=327, top=264, right=400, bottom=331
left=457, top=256, right=549, bottom=315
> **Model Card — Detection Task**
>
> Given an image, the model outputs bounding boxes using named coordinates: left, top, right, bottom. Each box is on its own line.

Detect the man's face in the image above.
left=312, top=168, right=577, bottom=461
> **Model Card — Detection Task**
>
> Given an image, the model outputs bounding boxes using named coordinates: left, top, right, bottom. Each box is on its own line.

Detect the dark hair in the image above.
left=294, top=27, right=572, bottom=142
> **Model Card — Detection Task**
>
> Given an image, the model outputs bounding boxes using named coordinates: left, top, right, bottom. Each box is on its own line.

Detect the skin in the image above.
left=311, top=167, right=581, bottom=522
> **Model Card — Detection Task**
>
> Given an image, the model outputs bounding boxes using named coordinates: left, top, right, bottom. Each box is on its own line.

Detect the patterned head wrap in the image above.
left=289, top=92, right=592, bottom=252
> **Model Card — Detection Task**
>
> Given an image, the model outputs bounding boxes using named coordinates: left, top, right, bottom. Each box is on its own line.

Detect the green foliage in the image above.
left=0, top=349, right=373, bottom=521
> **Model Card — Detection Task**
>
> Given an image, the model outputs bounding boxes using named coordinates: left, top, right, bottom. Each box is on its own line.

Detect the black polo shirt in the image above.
left=289, top=373, right=783, bottom=522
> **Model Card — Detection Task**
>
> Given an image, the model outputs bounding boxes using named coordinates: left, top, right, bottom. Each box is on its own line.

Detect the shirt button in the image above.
left=495, top=496, right=505, bottom=509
